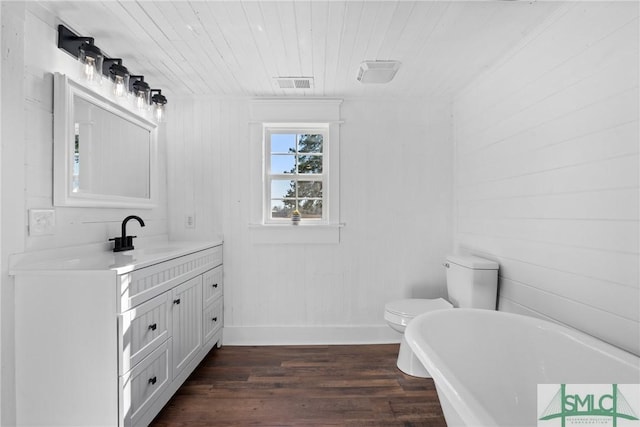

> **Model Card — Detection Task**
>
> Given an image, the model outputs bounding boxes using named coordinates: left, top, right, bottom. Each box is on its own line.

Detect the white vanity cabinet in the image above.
left=11, top=241, right=223, bottom=427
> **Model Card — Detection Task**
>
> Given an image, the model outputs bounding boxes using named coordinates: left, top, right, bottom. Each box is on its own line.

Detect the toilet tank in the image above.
left=445, top=255, right=499, bottom=309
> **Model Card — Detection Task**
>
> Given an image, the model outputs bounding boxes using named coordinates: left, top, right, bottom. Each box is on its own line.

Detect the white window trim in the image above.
left=248, top=99, right=343, bottom=244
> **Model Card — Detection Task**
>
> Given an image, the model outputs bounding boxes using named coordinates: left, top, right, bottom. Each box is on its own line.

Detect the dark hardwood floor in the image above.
left=151, top=344, right=447, bottom=426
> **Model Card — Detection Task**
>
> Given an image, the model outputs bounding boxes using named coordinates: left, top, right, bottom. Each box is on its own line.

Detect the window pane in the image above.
left=297, top=155, right=322, bottom=174
left=271, top=200, right=295, bottom=219
left=298, top=181, right=322, bottom=198
left=271, top=200, right=295, bottom=218
left=271, top=133, right=295, bottom=153
left=271, top=180, right=295, bottom=199
left=298, top=134, right=323, bottom=153
left=271, top=154, right=295, bottom=174
left=299, top=200, right=323, bottom=218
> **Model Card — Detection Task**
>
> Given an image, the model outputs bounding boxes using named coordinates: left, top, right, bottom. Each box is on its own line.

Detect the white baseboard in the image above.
left=222, top=325, right=401, bottom=346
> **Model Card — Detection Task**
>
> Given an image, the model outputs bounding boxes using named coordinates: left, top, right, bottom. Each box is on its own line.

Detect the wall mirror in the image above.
left=53, top=73, right=158, bottom=208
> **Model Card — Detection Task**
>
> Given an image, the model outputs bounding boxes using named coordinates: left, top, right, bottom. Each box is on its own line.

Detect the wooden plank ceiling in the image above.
left=38, top=1, right=562, bottom=99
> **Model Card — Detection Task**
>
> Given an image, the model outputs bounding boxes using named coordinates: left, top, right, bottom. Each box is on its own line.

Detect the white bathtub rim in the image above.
left=404, top=308, right=640, bottom=427
left=405, top=314, right=496, bottom=427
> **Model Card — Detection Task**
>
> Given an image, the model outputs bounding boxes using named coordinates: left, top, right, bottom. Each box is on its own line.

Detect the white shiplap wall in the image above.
left=167, top=96, right=454, bottom=344
left=453, top=2, right=639, bottom=355
left=166, top=98, right=223, bottom=242
left=1, top=4, right=25, bottom=425
left=2, top=5, right=172, bottom=425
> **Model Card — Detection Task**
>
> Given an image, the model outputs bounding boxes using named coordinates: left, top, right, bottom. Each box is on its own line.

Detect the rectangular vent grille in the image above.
left=275, top=77, right=314, bottom=89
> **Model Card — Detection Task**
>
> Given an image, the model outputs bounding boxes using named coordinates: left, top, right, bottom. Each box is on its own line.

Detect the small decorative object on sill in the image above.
left=291, top=209, right=301, bottom=225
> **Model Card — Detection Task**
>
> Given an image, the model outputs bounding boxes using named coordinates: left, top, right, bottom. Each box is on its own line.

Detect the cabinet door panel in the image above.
left=171, top=276, right=203, bottom=378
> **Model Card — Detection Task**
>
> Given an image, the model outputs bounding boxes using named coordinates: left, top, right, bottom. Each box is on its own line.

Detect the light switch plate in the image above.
left=29, top=209, right=56, bottom=236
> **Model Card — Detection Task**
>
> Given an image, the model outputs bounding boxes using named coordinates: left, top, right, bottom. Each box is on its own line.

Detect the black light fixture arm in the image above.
left=130, top=75, right=145, bottom=90
left=102, top=57, right=124, bottom=76
left=57, top=24, right=95, bottom=59
left=57, top=25, right=126, bottom=78
left=150, top=89, right=168, bottom=105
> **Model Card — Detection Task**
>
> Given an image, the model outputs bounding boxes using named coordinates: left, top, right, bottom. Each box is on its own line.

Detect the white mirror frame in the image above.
left=53, top=72, right=158, bottom=209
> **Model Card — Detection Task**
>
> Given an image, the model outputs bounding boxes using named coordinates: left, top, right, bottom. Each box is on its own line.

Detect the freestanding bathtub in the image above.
left=405, top=308, right=640, bottom=427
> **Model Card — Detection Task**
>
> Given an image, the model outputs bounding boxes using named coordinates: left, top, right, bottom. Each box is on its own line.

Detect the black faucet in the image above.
left=109, top=215, right=145, bottom=252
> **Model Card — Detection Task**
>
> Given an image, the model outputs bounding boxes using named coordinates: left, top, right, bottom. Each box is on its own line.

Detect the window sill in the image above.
left=248, top=223, right=344, bottom=244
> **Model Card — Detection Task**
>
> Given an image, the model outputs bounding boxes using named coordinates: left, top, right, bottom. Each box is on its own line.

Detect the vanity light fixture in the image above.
left=57, top=25, right=103, bottom=84
left=104, top=58, right=130, bottom=98
left=130, top=75, right=151, bottom=110
left=57, top=24, right=169, bottom=123
left=150, top=90, right=168, bottom=123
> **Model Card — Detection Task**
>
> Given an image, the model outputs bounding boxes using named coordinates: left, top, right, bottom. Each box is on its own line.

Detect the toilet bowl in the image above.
left=384, top=298, right=453, bottom=334
left=384, top=255, right=499, bottom=378
left=384, top=298, right=453, bottom=377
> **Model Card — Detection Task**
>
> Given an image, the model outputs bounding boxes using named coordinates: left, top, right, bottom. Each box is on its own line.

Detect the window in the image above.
left=249, top=99, right=342, bottom=244
left=265, top=126, right=328, bottom=223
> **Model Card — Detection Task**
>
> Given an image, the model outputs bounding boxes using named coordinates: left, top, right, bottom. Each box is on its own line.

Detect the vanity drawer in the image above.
left=120, top=292, right=169, bottom=375
left=202, top=266, right=223, bottom=307
left=119, top=245, right=222, bottom=310
left=203, top=297, right=223, bottom=345
left=121, top=339, right=171, bottom=427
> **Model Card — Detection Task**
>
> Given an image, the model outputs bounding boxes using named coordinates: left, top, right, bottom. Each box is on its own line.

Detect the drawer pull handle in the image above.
left=213, top=283, right=218, bottom=288
left=212, top=317, right=218, bottom=322
left=148, top=376, right=157, bottom=385
left=148, top=323, right=157, bottom=331
left=173, top=298, right=181, bottom=305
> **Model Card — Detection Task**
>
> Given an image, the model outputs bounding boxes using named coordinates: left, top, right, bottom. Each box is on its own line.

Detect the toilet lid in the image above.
left=385, top=298, right=453, bottom=317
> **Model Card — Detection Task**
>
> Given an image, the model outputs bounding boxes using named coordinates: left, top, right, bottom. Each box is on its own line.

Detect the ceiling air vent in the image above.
left=357, top=60, right=401, bottom=84
left=274, top=77, right=314, bottom=89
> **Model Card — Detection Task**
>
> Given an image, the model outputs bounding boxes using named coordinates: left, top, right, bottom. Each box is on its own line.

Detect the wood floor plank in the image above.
left=150, top=344, right=447, bottom=426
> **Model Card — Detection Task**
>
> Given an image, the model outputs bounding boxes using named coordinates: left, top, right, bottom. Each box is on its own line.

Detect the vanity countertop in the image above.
left=10, top=238, right=223, bottom=275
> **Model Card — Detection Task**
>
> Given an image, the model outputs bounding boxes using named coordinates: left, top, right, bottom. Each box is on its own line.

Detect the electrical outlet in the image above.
left=29, top=209, right=56, bottom=236
left=185, top=214, right=195, bottom=229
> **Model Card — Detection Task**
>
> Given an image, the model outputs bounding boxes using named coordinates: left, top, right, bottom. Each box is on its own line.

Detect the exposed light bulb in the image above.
left=154, top=104, right=166, bottom=122
left=113, top=75, right=126, bottom=97
left=151, top=90, right=167, bottom=123
left=135, top=93, right=148, bottom=110
left=83, top=57, right=96, bottom=81
left=78, top=42, right=103, bottom=85
left=109, top=63, right=129, bottom=98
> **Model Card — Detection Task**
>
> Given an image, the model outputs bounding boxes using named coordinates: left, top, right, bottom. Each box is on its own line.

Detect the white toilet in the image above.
left=384, top=254, right=499, bottom=377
